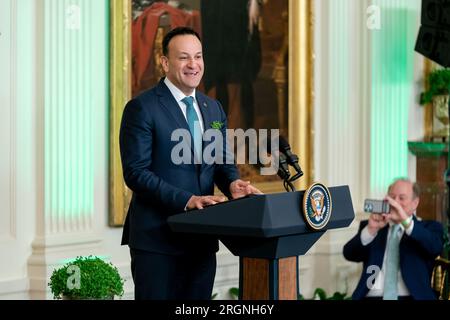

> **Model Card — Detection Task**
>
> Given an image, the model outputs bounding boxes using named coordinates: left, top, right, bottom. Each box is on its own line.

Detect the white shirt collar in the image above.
left=164, top=77, right=196, bottom=102
left=388, top=213, right=415, bottom=231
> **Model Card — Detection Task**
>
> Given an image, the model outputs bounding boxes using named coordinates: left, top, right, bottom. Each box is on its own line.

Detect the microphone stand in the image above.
left=278, top=153, right=304, bottom=192
left=269, top=136, right=304, bottom=192
left=283, top=179, right=296, bottom=192
left=276, top=153, right=297, bottom=192
left=281, top=162, right=304, bottom=192
left=283, top=169, right=304, bottom=192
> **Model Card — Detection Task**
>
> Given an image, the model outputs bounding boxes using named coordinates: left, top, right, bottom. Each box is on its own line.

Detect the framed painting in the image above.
left=109, top=0, right=314, bottom=226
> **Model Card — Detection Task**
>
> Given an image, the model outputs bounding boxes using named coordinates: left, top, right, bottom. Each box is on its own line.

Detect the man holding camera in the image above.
left=343, top=178, right=443, bottom=300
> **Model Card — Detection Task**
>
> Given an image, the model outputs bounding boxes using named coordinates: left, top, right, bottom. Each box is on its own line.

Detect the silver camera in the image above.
left=364, top=199, right=390, bottom=214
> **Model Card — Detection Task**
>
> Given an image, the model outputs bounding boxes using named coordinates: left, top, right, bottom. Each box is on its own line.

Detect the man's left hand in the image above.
left=385, top=195, right=408, bottom=223
left=230, top=179, right=263, bottom=199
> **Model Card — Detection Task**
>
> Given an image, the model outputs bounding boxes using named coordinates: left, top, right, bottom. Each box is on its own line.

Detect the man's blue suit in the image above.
left=119, top=78, right=240, bottom=298
left=343, top=217, right=443, bottom=300
left=120, top=78, right=239, bottom=253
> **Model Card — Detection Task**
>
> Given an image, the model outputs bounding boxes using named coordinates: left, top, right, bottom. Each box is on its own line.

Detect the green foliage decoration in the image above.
left=48, top=256, right=124, bottom=300
left=420, top=69, right=450, bottom=105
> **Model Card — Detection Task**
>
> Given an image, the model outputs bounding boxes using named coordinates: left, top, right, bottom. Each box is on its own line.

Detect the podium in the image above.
left=167, top=185, right=354, bottom=300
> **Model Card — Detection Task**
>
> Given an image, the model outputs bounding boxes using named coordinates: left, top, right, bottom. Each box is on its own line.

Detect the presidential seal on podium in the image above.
left=303, top=182, right=333, bottom=230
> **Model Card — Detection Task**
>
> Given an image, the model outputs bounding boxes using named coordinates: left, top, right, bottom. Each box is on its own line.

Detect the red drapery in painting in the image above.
left=132, top=2, right=201, bottom=95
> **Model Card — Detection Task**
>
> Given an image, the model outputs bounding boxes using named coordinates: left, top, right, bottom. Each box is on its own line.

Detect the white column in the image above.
left=369, top=0, right=422, bottom=196
left=0, top=0, right=28, bottom=299
left=28, top=0, right=104, bottom=299
left=305, top=0, right=370, bottom=299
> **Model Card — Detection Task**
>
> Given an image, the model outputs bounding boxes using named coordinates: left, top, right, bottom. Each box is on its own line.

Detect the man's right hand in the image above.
left=367, top=213, right=388, bottom=236
left=186, top=195, right=227, bottom=210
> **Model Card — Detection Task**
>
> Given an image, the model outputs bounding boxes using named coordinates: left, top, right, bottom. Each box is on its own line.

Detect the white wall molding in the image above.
left=9, top=0, right=17, bottom=241
left=0, top=0, right=15, bottom=243
left=0, top=0, right=37, bottom=294
left=30, top=233, right=102, bottom=250
left=0, top=278, right=29, bottom=299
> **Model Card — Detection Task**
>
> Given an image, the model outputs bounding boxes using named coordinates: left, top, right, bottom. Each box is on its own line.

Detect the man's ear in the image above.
left=160, top=56, right=169, bottom=73
left=412, top=197, right=419, bottom=212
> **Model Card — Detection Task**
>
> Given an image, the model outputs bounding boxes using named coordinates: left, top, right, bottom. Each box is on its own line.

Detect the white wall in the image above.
left=0, top=0, right=38, bottom=299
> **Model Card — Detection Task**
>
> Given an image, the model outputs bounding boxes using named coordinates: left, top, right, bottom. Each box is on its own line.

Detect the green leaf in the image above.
left=420, top=68, right=450, bottom=105
left=210, top=121, right=224, bottom=130
left=313, top=288, right=327, bottom=300
left=229, top=287, right=239, bottom=299
left=328, top=292, right=346, bottom=300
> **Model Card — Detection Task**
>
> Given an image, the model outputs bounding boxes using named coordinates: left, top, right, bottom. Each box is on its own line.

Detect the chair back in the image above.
left=431, top=256, right=450, bottom=300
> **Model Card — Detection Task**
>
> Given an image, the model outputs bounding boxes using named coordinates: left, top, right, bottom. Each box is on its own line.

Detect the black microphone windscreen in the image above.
left=262, top=135, right=291, bottom=154
left=278, top=136, right=290, bottom=151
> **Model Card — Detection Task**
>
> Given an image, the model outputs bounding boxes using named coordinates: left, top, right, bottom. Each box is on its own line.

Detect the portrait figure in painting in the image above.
left=201, top=0, right=288, bottom=180
left=201, top=0, right=262, bottom=131
left=131, top=0, right=201, bottom=97
left=130, top=0, right=288, bottom=180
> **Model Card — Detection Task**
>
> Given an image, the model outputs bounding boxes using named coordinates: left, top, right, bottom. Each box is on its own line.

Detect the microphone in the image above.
left=260, top=135, right=291, bottom=182
left=277, top=153, right=291, bottom=180
left=278, top=136, right=303, bottom=181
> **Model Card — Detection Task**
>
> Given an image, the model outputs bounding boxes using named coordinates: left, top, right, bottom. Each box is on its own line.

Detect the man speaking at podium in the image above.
left=119, top=27, right=261, bottom=300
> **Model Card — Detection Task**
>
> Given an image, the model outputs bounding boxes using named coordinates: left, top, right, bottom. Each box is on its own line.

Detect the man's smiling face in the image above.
left=160, top=34, right=204, bottom=96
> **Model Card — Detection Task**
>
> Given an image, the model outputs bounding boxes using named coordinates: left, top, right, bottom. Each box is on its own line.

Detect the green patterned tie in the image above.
left=181, top=96, right=202, bottom=162
left=383, top=224, right=401, bottom=300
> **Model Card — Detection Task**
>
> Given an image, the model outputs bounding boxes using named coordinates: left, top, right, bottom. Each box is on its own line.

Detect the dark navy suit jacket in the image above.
left=119, top=79, right=240, bottom=255
left=343, top=217, right=443, bottom=300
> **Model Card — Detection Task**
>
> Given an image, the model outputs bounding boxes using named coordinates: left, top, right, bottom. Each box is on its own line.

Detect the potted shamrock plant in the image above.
left=48, top=256, right=125, bottom=300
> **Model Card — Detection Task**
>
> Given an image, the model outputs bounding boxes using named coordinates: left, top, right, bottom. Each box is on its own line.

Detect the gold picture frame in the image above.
left=423, top=58, right=433, bottom=139
left=109, top=0, right=314, bottom=226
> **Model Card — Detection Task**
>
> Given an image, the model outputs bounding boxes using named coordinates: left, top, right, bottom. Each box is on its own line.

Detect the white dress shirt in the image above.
left=164, top=77, right=204, bottom=133
left=360, top=216, right=415, bottom=297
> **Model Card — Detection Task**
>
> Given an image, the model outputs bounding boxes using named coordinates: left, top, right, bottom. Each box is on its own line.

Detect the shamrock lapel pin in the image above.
left=210, top=121, right=224, bottom=130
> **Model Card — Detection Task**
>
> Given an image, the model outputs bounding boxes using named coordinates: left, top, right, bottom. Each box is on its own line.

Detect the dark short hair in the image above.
left=162, top=27, right=201, bottom=56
